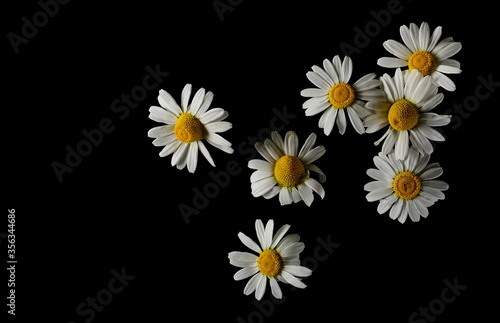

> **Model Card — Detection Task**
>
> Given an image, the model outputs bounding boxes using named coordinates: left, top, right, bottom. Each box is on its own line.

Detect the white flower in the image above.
left=364, top=68, right=451, bottom=160
left=228, top=219, right=313, bottom=300
left=378, top=22, right=462, bottom=91
left=364, top=148, right=448, bottom=223
left=248, top=131, right=326, bottom=206
left=148, top=84, right=233, bottom=173
left=301, top=55, right=384, bottom=135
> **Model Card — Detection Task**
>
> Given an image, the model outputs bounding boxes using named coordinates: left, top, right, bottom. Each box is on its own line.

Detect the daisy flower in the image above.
left=378, top=22, right=462, bottom=91
left=301, top=55, right=384, bottom=135
left=248, top=131, right=326, bottom=206
left=228, top=219, right=313, bottom=300
left=147, top=83, right=233, bottom=173
left=364, top=148, right=448, bottom=223
left=364, top=68, right=451, bottom=160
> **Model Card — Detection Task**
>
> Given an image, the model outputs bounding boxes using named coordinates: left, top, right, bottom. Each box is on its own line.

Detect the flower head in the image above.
left=148, top=84, right=233, bottom=173
left=301, top=55, right=384, bottom=135
left=228, top=219, right=313, bottom=300
left=248, top=131, right=326, bottom=206
left=378, top=22, right=462, bottom=91
left=364, top=148, right=448, bottom=223
left=364, top=68, right=451, bottom=160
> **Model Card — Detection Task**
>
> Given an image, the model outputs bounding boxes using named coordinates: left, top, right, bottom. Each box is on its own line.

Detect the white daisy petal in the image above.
left=271, top=224, right=291, bottom=249
left=301, top=88, right=327, bottom=98
left=395, top=130, right=409, bottom=160
left=306, top=71, right=330, bottom=90
left=180, top=83, right=192, bottom=112
left=284, top=265, right=312, bottom=277
left=378, top=57, right=408, bottom=68
left=188, top=87, right=205, bottom=115
left=152, top=134, right=176, bottom=147
left=427, top=26, right=442, bottom=51
left=304, top=177, right=325, bottom=199
left=238, top=232, right=262, bottom=254
left=269, top=277, right=283, bottom=299
left=279, top=187, right=293, bottom=205
left=284, top=131, right=299, bottom=156
left=197, top=91, right=214, bottom=116
left=297, top=184, right=314, bottom=207
left=148, top=125, right=174, bottom=138
left=323, top=108, right=338, bottom=136
left=159, top=141, right=181, bottom=158
left=205, top=132, right=233, bottom=154
left=251, top=177, right=276, bottom=197
left=197, top=140, right=215, bottom=167
left=298, top=133, right=317, bottom=159
left=347, top=107, right=365, bottom=134
left=432, top=71, right=456, bottom=91
left=186, top=141, right=199, bottom=173
left=341, top=56, right=353, bottom=83
left=248, top=159, right=274, bottom=172
left=149, top=106, right=178, bottom=124
left=205, top=121, right=232, bottom=133
left=234, top=267, right=260, bottom=281
left=158, top=89, right=182, bottom=116
left=383, top=40, right=412, bottom=60
left=302, top=146, right=326, bottom=165
left=243, top=272, right=261, bottom=295
left=264, top=220, right=274, bottom=250
left=228, top=251, right=258, bottom=263
left=255, top=220, right=266, bottom=250
left=280, top=271, right=307, bottom=289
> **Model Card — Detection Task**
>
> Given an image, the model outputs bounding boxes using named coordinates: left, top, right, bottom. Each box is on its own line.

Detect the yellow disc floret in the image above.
left=408, top=50, right=437, bottom=76
left=328, top=83, right=356, bottom=109
left=393, top=171, right=422, bottom=200
left=274, top=155, right=306, bottom=188
left=388, top=99, right=420, bottom=131
left=257, top=249, right=284, bottom=277
left=174, top=113, right=206, bottom=143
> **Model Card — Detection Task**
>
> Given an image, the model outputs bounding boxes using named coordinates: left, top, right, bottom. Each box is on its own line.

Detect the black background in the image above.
left=3, top=0, right=499, bottom=322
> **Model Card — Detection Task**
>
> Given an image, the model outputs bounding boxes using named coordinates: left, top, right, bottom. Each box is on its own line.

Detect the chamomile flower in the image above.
left=364, top=148, right=448, bottom=223
left=147, top=84, right=233, bottom=173
left=248, top=131, right=326, bottom=206
left=378, top=22, right=462, bottom=91
left=364, top=68, right=451, bottom=160
left=301, top=55, right=384, bottom=135
left=228, top=219, right=312, bottom=300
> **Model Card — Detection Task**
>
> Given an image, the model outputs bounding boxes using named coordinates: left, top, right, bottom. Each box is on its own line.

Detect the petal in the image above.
left=251, top=177, right=276, bottom=197
left=255, top=274, right=267, bottom=301
left=284, top=265, right=312, bottom=277
left=228, top=251, right=258, bottom=263
left=243, top=272, right=261, bottom=295
left=205, top=132, right=233, bottom=154
left=298, top=184, right=314, bottom=207
left=149, top=106, right=178, bottom=124
left=301, top=146, right=326, bottom=165
left=158, top=89, right=182, bottom=116
left=284, top=131, right=299, bottom=156
left=279, top=187, right=293, bottom=205
left=280, top=271, right=307, bottom=289
left=234, top=267, right=260, bottom=281
left=271, top=224, right=291, bottom=249
left=248, top=159, right=274, bottom=172
left=341, top=56, right=353, bottom=83
left=395, top=130, right=409, bottom=160
left=301, top=88, right=327, bottom=98
left=188, top=87, right=205, bottom=115
left=383, top=40, right=412, bottom=60
left=269, top=277, right=283, bottom=299
left=197, top=140, right=215, bottom=167
left=197, top=91, right=214, bottom=116
left=304, top=177, right=325, bottom=199
left=186, top=141, right=199, bottom=173
left=199, top=108, right=225, bottom=125
left=298, top=132, right=317, bottom=159
left=347, top=107, right=365, bottom=134
left=238, top=232, right=262, bottom=254
left=378, top=57, right=408, bottom=68
left=263, top=219, right=274, bottom=250
left=181, top=83, right=192, bottom=112
left=148, top=124, right=174, bottom=138
left=255, top=220, right=266, bottom=250
left=306, top=71, right=330, bottom=90
left=336, top=109, right=347, bottom=134
left=205, top=121, right=232, bottom=133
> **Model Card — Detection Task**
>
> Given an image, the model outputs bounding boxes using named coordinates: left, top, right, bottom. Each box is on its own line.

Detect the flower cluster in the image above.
left=147, top=22, right=461, bottom=300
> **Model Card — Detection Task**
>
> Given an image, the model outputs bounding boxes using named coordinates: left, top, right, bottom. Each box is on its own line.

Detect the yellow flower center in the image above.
left=393, top=171, right=422, bottom=200
left=408, top=50, right=437, bottom=76
left=274, top=155, right=307, bottom=188
left=328, top=83, right=356, bottom=109
left=257, top=249, right=284, bottom=277
left=388, top=99, right=420, bottom=131
left=174, top=113, right=206, bottom=143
